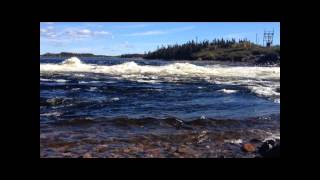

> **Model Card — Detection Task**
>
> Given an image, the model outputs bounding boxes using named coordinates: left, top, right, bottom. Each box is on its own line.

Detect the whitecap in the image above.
left=40, top=78, right=51, bottom=81
left=110, top=97, right=120, bottom=102
left=40, top=112, right=61, bottom=116
left=224, top=139, right=243, bottom=144
left=218, top=89, right=238, bottom=94
left=79, top=81, right=100, bottom=84
left=54, top=79, right=68, bottom=83
left=274, top=98, right=280, bottom=104
left=89, top=87, right=97, bottom=91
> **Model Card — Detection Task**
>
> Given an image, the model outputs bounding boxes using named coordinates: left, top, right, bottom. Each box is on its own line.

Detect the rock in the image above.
left=258, top=139, right=280, bottom=158
left=176, top=145, right=196, bottom=155
left=146, top=148, right=161, bottom=157
left=123, top=148, right=131, bottom=153
left=196, top=130, right=209, bottom=144
left=96, top=144, right=108, bottom=153
left=62, top=152, right=73, bottom=157
left=242, top=143, right=256, bottom=152
left=83, top=152, right=92, bottom=158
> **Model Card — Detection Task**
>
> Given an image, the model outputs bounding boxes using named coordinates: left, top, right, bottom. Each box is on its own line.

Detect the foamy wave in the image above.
left=110, top=97, right=120, bottom=102
left=40, top=112, right=62, bottom=117
left=274, top=98, right=280, bottom=104
left=61, top=57, right=83, bottom=65
left=40, top=58, right=280, bottom=98
left=54, top=79, right=68, bottom=83
left=40, top=78, right=68, bottom=83
left=218, top=89, right=238, bottom=94
left=41, top=59, right=279, bottom=80
left=224, top=139, right=243, bottom=144
left=79, top=81, right=100, bottom=84
left=249, top=85, right=280, bottom=98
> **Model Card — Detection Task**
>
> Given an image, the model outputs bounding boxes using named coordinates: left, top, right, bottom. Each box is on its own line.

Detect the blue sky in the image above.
left=40, top=22, right=280, bottom=56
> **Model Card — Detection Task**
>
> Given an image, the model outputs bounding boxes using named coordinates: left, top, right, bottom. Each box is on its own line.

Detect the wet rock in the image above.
left=176, top=145, right=196, bottom=155
left=108, top=153, right=120, bottom=158
left=258, top=139, right=280, bottom=158
left=96, top=144, right=108, bottom=153
left=145, top=148, right=161, bottom=157
left=173, top=152, right=181, bottom=157
left=123, top=148, right=131, bottom=153
left=168, top=146, right=177, bottom=153
left=242, top=143, right=256, bottom=152
left=46, top=98, right=65, bottom=106
left=83, top=152, right=92, bottom=158
left=40, top=134, right=47, bottom=139
left=61, top=152, right=73, bottom=157
left=196, top=130, right=209, bottom=144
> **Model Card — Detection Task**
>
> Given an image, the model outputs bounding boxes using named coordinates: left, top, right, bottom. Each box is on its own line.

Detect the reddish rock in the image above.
left=123, top=148, right=131, bottom=153
left=83, top=152, right=92, bottom=158
left=242, top=143, right=256, bottom=152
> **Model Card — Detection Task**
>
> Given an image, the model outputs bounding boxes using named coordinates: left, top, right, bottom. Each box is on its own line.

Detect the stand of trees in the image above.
left=144, top=38, right=254, bottom=60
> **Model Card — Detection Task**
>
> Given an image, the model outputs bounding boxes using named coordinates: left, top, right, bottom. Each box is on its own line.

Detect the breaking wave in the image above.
left=41, top=57, right=279, bottom=79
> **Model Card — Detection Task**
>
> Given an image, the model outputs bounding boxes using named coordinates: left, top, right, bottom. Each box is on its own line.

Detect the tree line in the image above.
left=144, top=38, right=255, bottom=60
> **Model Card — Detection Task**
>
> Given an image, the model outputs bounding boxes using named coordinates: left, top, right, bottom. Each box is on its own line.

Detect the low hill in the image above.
left=41, top=52, right=109, bottom=58
left=144, top=38, right=280, bottom=65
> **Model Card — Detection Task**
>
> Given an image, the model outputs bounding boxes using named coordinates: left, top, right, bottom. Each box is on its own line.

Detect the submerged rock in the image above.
left=242, top=143, right=256, bottom=152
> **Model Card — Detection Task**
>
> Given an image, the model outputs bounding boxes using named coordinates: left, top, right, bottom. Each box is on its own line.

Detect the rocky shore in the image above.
left=40, top=117, right=280, bottom=158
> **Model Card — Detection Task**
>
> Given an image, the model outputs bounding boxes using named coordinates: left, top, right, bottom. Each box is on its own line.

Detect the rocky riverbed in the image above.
left=40, top=117, right=280, bottom=158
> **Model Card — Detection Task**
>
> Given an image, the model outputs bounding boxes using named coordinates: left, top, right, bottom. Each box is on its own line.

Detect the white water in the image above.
left=218, top=89, right=238, bottom=94
left=40, top=57, right=280, bottom=99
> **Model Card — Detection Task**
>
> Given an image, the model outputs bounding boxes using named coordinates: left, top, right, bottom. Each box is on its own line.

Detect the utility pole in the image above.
left=263, top=29, right=274, bottom=48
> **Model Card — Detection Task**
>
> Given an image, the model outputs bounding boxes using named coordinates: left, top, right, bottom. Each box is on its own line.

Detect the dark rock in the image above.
left=258, top=139, right=280, bottom=158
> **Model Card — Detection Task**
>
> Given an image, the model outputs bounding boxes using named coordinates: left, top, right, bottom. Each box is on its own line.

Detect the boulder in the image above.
left=258, top=139, right=280, bottom=158
left=242, top=143, right=256, bottom=152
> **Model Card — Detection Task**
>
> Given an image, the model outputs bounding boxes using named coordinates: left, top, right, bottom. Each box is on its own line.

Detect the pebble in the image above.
left=83, top=152, right=92, bottom=158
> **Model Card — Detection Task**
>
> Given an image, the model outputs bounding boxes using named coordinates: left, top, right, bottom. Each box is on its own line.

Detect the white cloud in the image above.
left=112, top=23, right=150, bottom=29
left=125, top=26, right=195, bottom=37
left=64, top=28, right=112, bottom=39
left=127, top=30, right=166, bottom=36
left=223, top=32, right=254, bottom=39
left=65, top=28, right=92, bottom=38
left=40, top=27, right=59, bottom=39
left=94, top=31, right=111, bottom=35
left=40, top=27, right=112, bottom=41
